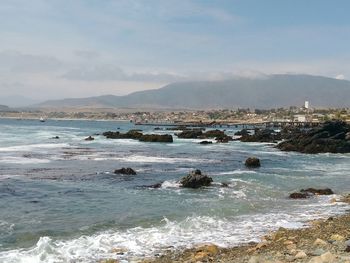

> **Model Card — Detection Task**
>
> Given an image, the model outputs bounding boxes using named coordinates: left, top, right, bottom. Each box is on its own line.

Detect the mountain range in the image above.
left=33, top=74, right=350, bottom=109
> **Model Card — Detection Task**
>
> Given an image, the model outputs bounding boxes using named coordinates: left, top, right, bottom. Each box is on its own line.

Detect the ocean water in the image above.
left=0, top=118, right=349, bottom=263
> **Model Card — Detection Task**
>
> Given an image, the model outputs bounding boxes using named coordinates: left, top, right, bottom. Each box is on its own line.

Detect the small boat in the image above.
left=39, top=117, right=46, bottom=122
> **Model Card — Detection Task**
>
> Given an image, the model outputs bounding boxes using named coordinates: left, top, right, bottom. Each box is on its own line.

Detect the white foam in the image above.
left=160, top=180, right=181, bottom=188
left=93, top=155, right=215, bottom=164
left=0, top=157, right=50, bottom=164
left=1, top=201, right=348, bottom=263
left=0, top=143, right=69, bottom=152
left=215, top=170, right=257, bottom=175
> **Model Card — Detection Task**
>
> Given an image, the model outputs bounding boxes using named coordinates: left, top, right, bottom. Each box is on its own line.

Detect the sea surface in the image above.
left=0, top=118, right=349, bottom=263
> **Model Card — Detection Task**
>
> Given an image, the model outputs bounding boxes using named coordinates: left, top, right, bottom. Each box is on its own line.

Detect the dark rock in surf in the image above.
left=114, top=167, right=137, bottom=175
left=199, top=140, right=213, bottom=145
left=289, top=192, right=308, bottom=199
left=139, top=134, right=173, bottom=143
left=301, top=188, right=334, bottom=195
left=245, top=157, right=261, bottom=168
left=179, top=169, right=213, bottom=188
left=84, top=136, right=94, bottom=141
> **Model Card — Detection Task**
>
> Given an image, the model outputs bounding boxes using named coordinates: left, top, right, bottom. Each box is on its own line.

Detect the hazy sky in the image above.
left=1, top=0, right=350, bottom=101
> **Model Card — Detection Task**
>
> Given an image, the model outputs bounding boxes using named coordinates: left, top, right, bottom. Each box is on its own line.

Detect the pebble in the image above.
left=330, top=234, right=345, bottom=241
left=295, top=251, right=307, bottom=259
left=313, top=238, right=328, bottom=246
left=311, top=248, right=326, bottom=256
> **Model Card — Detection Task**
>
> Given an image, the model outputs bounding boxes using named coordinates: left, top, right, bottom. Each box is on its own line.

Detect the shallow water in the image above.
left=0, top=118, right=349, bottom=262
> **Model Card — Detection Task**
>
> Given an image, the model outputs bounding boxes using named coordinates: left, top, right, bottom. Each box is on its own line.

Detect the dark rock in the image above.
left=301, top=188, right=334, bottom=195
left=245, top=157, right=261, bottom=168
left=139, top=134, right=173, bottom=143
left=103, top=130, right=173, bottom=143
left=239, top=128, right=281, bottom=143
left=201, top=129, right=226, bottom=138
left=221, top=182, right=229, bottom=187
left=179, top=170, right=213, bottom=188
left=199, top=141, right=213, bottom=145
left=84, top=136, right=94, bottom=141
left=148, top=182, right=163, bottom=188
left=289, top=192, right=308, bottom=199
left=215, top=135, right=233, bottom=143
left=277, top=120, right=350, bottom=154
left=114, top=167, right=137, bottom=175
left=176, top=129, right=203, bottom=139
left=51, top=136, right=60, bottom=139
left=234, top=129, right=250, bottom=136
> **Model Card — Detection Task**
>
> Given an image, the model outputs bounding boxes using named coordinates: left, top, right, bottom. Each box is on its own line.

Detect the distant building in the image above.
left=304, top=101, right=309, bottom=109
left=294, top=114, right=306, bottom=122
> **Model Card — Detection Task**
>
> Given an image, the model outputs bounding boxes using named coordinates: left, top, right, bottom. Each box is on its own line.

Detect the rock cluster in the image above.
left=179, top=169, right=213, bottom=188
left=277, top=120, right=350, bottom=154
left=114, top=167, right=137, bottom=175
left=237, top=128, right=282, bottom=143
left=289, top=188, right=334, bottom=199
left=176, top=129, right=232, bottom=143
left=103, top=130, right=173, bottom=143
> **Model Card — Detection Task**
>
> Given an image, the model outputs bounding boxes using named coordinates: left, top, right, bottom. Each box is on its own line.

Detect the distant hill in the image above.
left=0, top=105, right=10, bottom=111
left=34, top=74, right=350, bottom=109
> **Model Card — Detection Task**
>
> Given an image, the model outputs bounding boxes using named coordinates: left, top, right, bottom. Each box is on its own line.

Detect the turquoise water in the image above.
left=0, top=118, right=349, bottom=262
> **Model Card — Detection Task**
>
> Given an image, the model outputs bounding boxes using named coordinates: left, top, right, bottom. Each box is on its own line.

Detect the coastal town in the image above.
left=1, top=101, right=349, bottom=125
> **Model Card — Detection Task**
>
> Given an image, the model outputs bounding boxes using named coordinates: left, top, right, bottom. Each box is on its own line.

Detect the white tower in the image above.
left=304, top=101, right=309, bottom=109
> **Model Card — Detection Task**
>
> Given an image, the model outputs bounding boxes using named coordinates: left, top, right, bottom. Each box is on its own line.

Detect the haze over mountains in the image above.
left=33, top=74, right=350, bottom=110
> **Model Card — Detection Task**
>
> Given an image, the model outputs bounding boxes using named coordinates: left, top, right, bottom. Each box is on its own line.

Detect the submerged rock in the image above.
left=114, top=167, right=137, bottom=175
left=301, top=188, right=334, bottom=195
left=84, top=136, right=94, bottom=141
left=289, top=188, right=334, bottom=199
left=245, top=157, right=261, bottom=168
left=199, top=140, right=213, bottom=145
left=289, top=192, right=308, bottom=199
left=180, top=169, right=213, bottom=188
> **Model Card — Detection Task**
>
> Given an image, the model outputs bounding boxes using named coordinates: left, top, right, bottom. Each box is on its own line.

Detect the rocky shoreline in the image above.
left=131, top=195, right=350, bottom=263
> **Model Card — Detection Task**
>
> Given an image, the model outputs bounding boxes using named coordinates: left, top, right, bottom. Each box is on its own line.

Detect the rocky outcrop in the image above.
left=103, top=130, right=173, bottom=143
left=84, top=136, right=94, bottom=141
left=245, top=157, right=261, bottom=168
left=277, top=120, right=350, bottom=154
left=103, top=130, right=143, bottom=139
left=215, top=135, right=233, bottom=143
left=289, top=188, right=334, bottom=199
left=114, top=167, right=137, bottom=175
left=179, top=169, right=213, bottom=188
left=238, top=128, right=282, bottom=143
left=176, top=129, right=232, bottom=142
left=139, top=134, right=173, bottom=143
left=176, top=129, right=204, bottom=139
left=234, top=129, right=250, bottom=136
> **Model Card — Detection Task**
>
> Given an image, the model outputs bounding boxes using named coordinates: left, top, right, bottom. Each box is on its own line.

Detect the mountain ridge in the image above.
left=32, top=74, right=350, bottom=109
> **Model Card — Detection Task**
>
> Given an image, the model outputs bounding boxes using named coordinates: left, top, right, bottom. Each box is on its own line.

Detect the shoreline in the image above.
left=137, top=196, right=350, bottom=263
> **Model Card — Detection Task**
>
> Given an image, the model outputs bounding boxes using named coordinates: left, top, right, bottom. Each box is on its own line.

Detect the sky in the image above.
left=1, top=0, right=350, bottom=103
